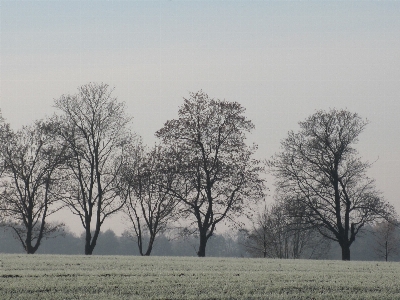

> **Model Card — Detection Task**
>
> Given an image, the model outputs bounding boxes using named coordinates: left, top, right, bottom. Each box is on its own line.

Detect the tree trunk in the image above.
left=385, top=240, right=388, bottom=262
left=197, top=232, right=207, bottom=257
left=137, top=236, right=144, bottom=256
left=341, top=244, right=351, bottom=261
left=24, top=228, right=44, bottom=254
left=144, top=244, right=153, bottom=256
left=144, top=235, right=155, bottom=256
left=26, top=242, right=35, bottom=254
left=25, top=236, right=32, bottom=254
left=25, top=226, right=36, bottom=254
left=85, top=229, right=101, bottom=255
left=85, top=230, right=93, bottom=255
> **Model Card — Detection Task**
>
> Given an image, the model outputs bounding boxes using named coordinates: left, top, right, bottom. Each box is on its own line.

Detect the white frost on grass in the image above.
left=1, top=255, right=400, bottom=299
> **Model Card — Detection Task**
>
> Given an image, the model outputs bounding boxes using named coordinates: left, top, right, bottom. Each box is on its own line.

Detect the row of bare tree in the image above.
left=0, top=83, right=397, bottom=260
left=0, top=83, right=264, bottom=256
left=1, top=219, right=398, bottom=261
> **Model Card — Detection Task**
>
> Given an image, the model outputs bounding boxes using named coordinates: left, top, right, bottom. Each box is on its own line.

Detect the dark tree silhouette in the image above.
left=118, top=144, right=179, bottom=256
left=156, top=91, right=264, bottom=257
left=53, top=83, right=135, bottom=255
left=0, top=120, right=65, bottom=254
left=269, top=109, right=395, bottom=261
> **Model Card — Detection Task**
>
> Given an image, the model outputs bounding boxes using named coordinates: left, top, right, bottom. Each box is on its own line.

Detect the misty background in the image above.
left=1, top=225, right=399, bottom=262
left=1, top=1, right=399, bottom=236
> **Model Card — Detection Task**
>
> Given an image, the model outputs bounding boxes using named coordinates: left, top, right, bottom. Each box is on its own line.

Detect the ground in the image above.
left=1, top=254, right=400, bottom=299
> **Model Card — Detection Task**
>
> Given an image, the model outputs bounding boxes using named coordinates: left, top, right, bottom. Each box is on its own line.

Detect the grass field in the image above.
left=1, top=254, right=400, bottom=299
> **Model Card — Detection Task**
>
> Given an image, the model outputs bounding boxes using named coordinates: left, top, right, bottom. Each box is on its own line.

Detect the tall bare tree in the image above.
left=269, top=109, right=395, bottom=260
left=373, top=219, right=400, bottom=261
left=156, top=91, right=265, bottom=257
left=0, top=120, right=65, bottom=254
left=53, top=83, right=134, bottom=255
left=119, top=144, right=179, bottom=256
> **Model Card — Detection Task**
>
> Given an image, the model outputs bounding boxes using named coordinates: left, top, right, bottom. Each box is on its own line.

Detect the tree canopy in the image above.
left=53, top=82, right=137, bottom=255
left=269, top=109, right=395, bottom=260
left=0, top=120, right=65, bottom=253
left=156, top=91, right=265, bottom=257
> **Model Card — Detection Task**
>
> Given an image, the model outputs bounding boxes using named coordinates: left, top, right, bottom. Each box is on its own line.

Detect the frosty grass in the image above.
left=1, top=254, right=400, bottom=299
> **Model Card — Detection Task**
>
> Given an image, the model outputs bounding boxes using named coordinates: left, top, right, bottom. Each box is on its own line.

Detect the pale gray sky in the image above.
left=1, top=1, right=400, bottom=235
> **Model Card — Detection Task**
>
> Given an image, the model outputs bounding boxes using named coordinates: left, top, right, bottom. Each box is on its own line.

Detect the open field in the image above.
left=1, top=254, right=400, bottom=299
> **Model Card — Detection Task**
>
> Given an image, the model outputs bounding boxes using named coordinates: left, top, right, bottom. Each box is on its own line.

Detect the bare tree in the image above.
left=243, top=202, right=329, bottom=259
left=118, top=144, right=179, bottom=256
left=241, top=205, right=271, bottom=258
left=156, top=91, right=265, bottom=257
left=373, top=220, right=400, bottom=261
left=53, top=83, right=134, bottom=255
left=280, top=196, right=332, bottom=259
left=0, top=120, right=65, bottom=254
left=269, top=109, right=395, bottom=260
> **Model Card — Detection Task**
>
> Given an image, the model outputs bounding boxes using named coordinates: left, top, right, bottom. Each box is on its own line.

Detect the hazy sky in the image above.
left=1, top=1, right=400, bottom=235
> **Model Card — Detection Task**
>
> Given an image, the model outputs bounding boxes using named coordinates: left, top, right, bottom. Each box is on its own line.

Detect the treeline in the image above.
left=0, top=83, right=397, bottom=260
left=0, top=84, right=264, bottom=257
left=0, top=227, right=247, bottom=257
left=1, top=226, right=399, bottom=261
